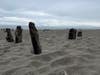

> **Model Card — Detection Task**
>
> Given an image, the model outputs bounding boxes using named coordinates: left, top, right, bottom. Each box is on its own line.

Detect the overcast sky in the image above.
left=0, top=0, right=100, bottom=27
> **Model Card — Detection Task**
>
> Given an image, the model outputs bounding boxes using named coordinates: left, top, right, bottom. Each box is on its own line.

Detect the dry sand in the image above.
left=0, top=29, right=100, bottom=75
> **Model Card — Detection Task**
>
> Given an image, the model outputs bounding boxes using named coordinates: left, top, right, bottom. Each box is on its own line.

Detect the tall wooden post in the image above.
left=29, top=22, right=42, bottom=54
left=15, top=26, right=22, bottom=43
left=5, top=28, right=14, bottom=42
left=68, top=28, right=77, bottom=40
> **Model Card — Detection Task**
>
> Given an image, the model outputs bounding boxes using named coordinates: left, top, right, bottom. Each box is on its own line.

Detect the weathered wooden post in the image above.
left=77, top=30, right=82, bottom=39
left=15, top=26, right=23, bottom=43
left=5, top=28, right=14, bottom=42
left=29, top=22, right=42, bottom=54
left=68, top=28, right=77, bottom=40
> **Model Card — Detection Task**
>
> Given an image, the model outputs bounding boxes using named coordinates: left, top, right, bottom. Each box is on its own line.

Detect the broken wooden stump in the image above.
left=29, top=22, right=42, bottom=54
left=77, top=30, right=82, bottom=39
left=5, top=28, right=14, bottom=42
left=15, top=26, right=23, bottom=43
left=77, top=30, right=82, bottom=37
left=68, top=28, right=77, bottom=40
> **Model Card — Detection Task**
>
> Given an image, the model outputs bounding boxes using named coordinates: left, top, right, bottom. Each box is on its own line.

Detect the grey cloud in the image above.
left=46, top=0, right=100, bottom=21
left=0, top=0, right=100, bottom=26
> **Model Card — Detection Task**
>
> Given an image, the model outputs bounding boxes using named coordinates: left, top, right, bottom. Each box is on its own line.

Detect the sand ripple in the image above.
left=0, top=30, right=100, bottom=75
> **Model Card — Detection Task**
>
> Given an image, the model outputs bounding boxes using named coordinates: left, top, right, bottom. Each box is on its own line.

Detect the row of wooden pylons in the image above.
left=68, top=28, right=82, bottom=40
left=5, top=26, right=23, bottom=43
left=3, top=22, right=82, bottom=55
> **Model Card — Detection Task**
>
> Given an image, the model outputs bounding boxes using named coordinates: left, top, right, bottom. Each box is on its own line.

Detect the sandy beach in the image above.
left=0, top=29, right=100, bottom=75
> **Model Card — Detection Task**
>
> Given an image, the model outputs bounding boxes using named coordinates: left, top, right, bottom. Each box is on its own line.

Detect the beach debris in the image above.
left=15, top=26, right=23, bottom=43
left=29, top=22, right=42, bottom=54
left=68, top=28, right=77, bottom=40
left=5, top=28, right=14, bottom=42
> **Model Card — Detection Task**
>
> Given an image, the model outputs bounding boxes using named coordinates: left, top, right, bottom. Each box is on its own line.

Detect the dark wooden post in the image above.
left=29, top=22, right=42, bottom=54
left=68, top=28, right=77, bottom=40
left=77, top=30, right=82, bottom=39
left=5, top=28, right=14, bottom=42
left=77, top=31, right=82, bottom=37
left=15, top=26, right=22, bottom=43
